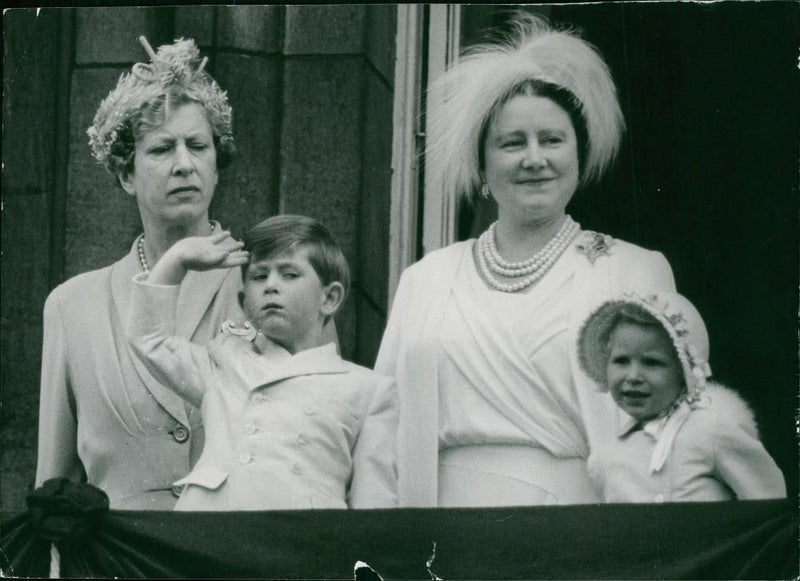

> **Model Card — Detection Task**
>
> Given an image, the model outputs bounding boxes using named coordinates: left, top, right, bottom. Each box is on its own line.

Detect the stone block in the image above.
left=217, top=5, right=282, bottom=54
left=1, top=450, right=38, bottom=512
left=3, top=9, right=59, bottom=194
left=357, top=72, right=393, bottom=311
left=76, top=7, right=171, bottom=65
left=0, top=196, right=49, bottom=512
left=175, top=6, right=215, bottom=46
left=335, top=296, right=357, bottom=363
left=1, top=195, right=52, bottom=324
left=278, top=59, right=363, bottom=269
left=2, top=9, right=60, bottom=512
left=66, top=69, right=143, bottom=278
left=353, top=290, right=386, bottom=368
left=211, top=53, right=281, bottom=235
left=365, top=5, right=397, bottom=86
left=284, top=5, right=365, bottom=55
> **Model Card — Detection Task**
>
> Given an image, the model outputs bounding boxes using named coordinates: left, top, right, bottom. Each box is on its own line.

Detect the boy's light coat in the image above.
left=127, top=278, right=398, bottom=510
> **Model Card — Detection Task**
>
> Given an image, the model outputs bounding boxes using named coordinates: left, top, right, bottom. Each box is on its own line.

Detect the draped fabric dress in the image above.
left=36, top=224, right=245, bottom=509
left=375, top=231, right=676, bottom=507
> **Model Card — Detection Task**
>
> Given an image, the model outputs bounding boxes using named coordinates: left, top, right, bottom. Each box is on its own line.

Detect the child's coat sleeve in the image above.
left=347, top=375, right=399, bottom=508
left=712, top=395, right=786, bottom=499
left=125, top=274, right=213, bottom=409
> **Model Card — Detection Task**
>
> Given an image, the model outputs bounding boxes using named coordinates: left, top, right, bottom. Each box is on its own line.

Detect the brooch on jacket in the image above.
left=576, top=231, right=615, bottom=264
left=220, top=320, right=257, bottom=341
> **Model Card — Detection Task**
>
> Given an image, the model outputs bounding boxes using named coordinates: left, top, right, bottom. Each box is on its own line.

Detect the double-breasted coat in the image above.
left=126, top=277, right=399, bottom=510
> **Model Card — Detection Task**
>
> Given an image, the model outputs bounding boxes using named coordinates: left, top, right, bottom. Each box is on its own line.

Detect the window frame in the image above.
left=389, top=4, right=461, bottom=305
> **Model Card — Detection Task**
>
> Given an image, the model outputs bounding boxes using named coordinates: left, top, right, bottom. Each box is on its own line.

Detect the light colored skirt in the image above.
left=438, top=444, right=599, bottom=506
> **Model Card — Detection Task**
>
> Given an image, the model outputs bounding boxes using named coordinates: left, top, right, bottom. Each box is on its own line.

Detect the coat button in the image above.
left=244, top=423, right=257, bottom=435
left=253, top=392, right=268, bottom=404
left=172, top=423, right=190, bottom=443
left=302, top=405, right=316, bottom=415
left=171, top=484, right=185, bottom=498
left=654, top=494, right=665, bottom=503
left=239, top=452, right=253, bottom=464
left=291, top=463, right=303, bottom=475
left=296, top=434, right=309, bottom=446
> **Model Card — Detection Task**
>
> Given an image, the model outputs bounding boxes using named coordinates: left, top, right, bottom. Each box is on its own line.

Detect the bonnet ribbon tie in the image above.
left=648, top=402, right=692, bottom=474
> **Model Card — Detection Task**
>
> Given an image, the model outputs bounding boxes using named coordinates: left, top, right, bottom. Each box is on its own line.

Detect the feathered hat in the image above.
left=427, top=13, right=625, bottom=201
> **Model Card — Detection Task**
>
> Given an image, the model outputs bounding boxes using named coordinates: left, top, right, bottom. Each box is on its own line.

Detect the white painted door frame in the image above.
left=388, top=4, right=461, bottom=305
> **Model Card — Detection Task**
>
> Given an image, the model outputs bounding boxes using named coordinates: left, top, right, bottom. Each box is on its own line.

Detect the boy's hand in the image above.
left=147, top=231, right=249, bottom=285
left=177, top=231, right=249, bottom=271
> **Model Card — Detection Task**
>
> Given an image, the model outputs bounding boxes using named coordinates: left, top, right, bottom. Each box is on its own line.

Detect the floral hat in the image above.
left=577, top=291, right=712, bottom=402
left=87, top=36, right=233, bottom=173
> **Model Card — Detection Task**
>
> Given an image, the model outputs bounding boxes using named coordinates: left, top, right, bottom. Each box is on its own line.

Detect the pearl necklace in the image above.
left=137, top=222, right=216, bottom=273
left=477, top=216, right=580, bottom=292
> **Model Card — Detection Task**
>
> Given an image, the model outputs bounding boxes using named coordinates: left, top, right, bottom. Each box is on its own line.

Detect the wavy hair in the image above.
left=427, top=13, right=624, bottom=202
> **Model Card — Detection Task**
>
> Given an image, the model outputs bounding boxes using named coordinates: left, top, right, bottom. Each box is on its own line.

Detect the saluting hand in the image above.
left=176, top=231, right=250, bottom=271
left=147, top=231, right=250, bottom=285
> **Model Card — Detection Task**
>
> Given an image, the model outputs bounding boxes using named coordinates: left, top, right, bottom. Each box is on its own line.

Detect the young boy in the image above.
left=126, top=215, right=398, bottom=510
left=577, top=291, right=785, bottom=503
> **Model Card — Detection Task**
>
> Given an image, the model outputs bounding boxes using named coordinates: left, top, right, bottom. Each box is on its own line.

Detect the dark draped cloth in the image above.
left=2, top=496, right=796, bottom=579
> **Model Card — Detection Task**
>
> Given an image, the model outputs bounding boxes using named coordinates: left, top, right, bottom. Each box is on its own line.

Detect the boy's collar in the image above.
left=246, top=340, right=348, bottom=392
left=252, top=334, right=338, bottom=360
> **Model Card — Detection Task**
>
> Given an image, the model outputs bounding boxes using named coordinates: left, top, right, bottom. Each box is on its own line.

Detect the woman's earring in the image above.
left=481, top=182, right=491, bottom=199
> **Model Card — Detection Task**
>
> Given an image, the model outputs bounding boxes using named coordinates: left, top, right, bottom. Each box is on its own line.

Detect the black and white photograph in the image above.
left=1, top=2, right=798, bottom=578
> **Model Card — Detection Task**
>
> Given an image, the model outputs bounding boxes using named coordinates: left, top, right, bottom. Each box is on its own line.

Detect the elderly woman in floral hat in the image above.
left=35, top=38, right=247, bottom=509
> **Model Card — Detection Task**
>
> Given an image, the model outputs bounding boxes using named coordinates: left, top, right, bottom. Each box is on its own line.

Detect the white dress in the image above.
left=375, top=231, right=676, bottom=507
left=436, top=243, right=597, bottom=505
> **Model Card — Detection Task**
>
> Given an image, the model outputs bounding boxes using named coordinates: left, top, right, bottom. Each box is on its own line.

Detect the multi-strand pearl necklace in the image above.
left=477, top=216, right=580, bottom=293
left=137, top=222, right=216, bottom=273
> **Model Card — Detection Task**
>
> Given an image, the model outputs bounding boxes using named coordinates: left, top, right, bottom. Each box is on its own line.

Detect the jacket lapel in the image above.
left=176, top=267, right=229, bottom=339
left=176, top=221, right=232, bottom=339
left=109, top=239, right=139, bottom=324
left=243, top=343, right=349, bottom=391
left=111, top=238, right=191, bottom=424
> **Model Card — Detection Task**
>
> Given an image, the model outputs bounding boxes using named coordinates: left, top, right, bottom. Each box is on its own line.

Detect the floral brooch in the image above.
left=220, top=320, right=257, bottom=341
left=576, top=231, right=615, bottom=264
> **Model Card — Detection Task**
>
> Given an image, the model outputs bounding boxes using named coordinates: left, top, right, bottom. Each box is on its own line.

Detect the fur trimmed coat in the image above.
left=588, top=382, right=787, bottom=502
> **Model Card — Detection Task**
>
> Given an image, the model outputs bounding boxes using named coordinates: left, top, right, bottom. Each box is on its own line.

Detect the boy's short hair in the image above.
left=242, top=215, right=350, bottom=299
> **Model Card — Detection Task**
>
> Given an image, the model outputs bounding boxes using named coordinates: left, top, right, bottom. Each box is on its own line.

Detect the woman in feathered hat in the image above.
left=376, top=14, right=677, bottom=507
left=578, top=291, right=785, bottom=502
left=35, top=37, right=248, bottom=509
